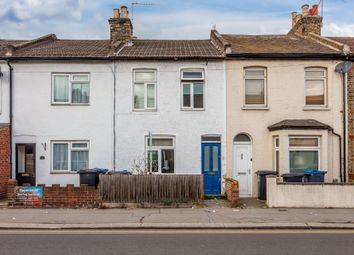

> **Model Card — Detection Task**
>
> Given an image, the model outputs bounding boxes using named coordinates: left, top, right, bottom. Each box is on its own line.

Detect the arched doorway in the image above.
left=233, top=133, right=252, bottom=197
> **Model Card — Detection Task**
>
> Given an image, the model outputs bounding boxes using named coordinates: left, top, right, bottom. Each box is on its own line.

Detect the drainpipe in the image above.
left=331, top=129, right=342, bottom=182
left=113, top=61, right=117, bottom=171
left=343, top=72, right=348, bottom=182
left=6, top=60, right=13, bottom=179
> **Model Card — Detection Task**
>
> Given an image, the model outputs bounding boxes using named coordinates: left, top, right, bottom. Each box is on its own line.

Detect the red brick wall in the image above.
left=224, top=178, right=239, bottom=206
left=7, top=180, right=99, bottom=208
left=0, top=125, right=10, bottom=198
left=348, top=69, right=354, bottom=181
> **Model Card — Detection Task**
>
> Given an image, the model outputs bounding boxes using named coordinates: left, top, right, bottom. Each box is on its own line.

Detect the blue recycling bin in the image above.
left=304, top=170, right=327, bottom=183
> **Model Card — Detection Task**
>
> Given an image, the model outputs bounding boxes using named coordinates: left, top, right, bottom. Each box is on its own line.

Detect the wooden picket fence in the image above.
left=98, top=174, right=204, bottom=203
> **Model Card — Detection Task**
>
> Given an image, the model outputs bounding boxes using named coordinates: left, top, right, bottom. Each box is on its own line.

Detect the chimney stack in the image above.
left=288, top=3, right=323, bottom=36
left=109, top=6, right=133, bottom=46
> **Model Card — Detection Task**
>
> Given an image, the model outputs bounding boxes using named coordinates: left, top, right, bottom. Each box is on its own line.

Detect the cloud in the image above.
left=0, top=0, right=354, bottom=40
left=0, top=0, right=82, bottom=22
left=133, top=10, right=291, bottom=39
left=323, top=23, right=354, bottom=37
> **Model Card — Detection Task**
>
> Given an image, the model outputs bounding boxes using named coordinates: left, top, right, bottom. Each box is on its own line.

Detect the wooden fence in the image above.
left=98, top=174, right=204, bottom=203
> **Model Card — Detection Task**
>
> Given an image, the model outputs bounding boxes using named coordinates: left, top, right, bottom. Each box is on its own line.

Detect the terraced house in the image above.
left=212, top=4, right=349, bottom=197
left=0, top=4, right=352, bottom=199
left=0, top=6, right=226, bottom=196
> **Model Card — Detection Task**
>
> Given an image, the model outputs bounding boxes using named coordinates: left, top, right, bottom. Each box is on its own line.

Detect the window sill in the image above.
left=50, top=171, right=78, bottom=175
left=51, top=103, right=90, bottom=106
left=181, top=108, right=205, bottom=111
left=242, top=106, right=269, bottom=111
left=303, top=107, right=330, bottom=111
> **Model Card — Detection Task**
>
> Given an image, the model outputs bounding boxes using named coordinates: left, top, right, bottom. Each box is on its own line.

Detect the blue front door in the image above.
left=202, top=143, right=221, bottom=195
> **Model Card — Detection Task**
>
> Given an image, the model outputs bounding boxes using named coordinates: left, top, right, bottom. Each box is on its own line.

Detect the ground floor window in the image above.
left=289, top=137, right=320, bottom=173
left=146, top=136, right=175, bottom=174
left=52, top=141, right=89, bottom=172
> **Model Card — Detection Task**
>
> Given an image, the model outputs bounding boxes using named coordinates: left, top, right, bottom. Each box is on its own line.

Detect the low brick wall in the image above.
left=224, top=177, right=239, bottom=206
left=0, top=125, right=10, bottom=198
left=349, top=174, right=354, bottom=182
left=7, top=179, right=99, bottom=208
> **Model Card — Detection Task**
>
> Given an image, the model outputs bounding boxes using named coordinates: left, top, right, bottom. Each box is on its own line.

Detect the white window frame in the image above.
left=243, top=67, right=267, bottom=107
left=273, top=136, right=280, bottom=173
left=288, top=136, right=321, bottom=173
left=180, top=69, right=205, bottom=110
left=304, top=67, right=327, bottom=107
left=145, top=136, right=175, bottom=174
left=133, top=69, right=157, bottom=111
left=51, top=73, right=90, bottom=105
left=51, top=141, right=89, bottom=172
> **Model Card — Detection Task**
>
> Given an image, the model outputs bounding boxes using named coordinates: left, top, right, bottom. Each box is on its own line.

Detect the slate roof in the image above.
left=221, top=34, right=342, bottom=57
left=268, top=119, right=332, bottom=131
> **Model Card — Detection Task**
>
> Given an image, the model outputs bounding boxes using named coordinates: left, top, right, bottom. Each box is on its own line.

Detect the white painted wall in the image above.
left=0, top=62, right=10, bottom=124
left=11, top=60, right=226, bottom=190
left=115, top=61, right=226, bottom=188
left=267, top=176, right=354, bottom=208
left=11, top=62, right=114, bottom=186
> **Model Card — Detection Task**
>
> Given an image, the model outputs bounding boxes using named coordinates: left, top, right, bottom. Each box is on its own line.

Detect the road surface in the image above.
left=1, top=229, right=353, bottom=255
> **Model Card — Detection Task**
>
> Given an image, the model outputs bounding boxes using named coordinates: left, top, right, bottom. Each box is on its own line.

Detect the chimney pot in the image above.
left=311, top=4, right=319, bottom=16
left=121, top=5, right=129, bottom=18
left=301, top=4, right=310, bottom=16
left=113, top=8, right=120, bottom=18
left=291, top=12, right=297, bottom=27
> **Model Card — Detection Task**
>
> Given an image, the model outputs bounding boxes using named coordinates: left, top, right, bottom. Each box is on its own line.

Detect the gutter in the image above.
left=6, top=60, right=13, bottom=179
left=225, top=53, right=345, bottom=60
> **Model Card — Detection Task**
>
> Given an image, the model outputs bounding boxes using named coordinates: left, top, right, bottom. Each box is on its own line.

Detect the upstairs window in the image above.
left=305, top=67, right=327, bottom=106
left=52, top=74, right=90, bottom=104
left=133, top=70, right=157, bottom=111
left=181, top=69, right=204, bottom=110
left=244, top=68, right=267, bottom=106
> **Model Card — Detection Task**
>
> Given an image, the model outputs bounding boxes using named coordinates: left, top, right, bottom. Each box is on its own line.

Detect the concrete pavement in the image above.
left=1, top=207, right=354, bottom=229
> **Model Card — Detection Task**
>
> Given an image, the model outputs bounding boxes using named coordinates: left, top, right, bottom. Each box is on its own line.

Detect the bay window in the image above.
left=289, top=137, right=320, bottom=174
left=133, top=70, right=157, bottom=110
left=274, top=137, right=279, bottom=173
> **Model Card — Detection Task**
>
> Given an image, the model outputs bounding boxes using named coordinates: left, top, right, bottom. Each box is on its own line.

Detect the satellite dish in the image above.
left=335, top=61, right=353, bottom=74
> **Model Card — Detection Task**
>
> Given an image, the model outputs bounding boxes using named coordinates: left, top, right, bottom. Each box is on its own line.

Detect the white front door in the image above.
left=233, top=143, right=252, bottom=197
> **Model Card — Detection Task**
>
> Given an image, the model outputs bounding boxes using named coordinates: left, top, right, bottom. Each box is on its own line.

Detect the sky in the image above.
left=0, top=0, right=353, bottom=40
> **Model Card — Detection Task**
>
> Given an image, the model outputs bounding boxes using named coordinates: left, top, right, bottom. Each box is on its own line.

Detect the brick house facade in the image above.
left=348, top=68, right=354, bottom=180
left=329, top=37, right=354, bottom=181
left=0, top=125, right=10, bottom=198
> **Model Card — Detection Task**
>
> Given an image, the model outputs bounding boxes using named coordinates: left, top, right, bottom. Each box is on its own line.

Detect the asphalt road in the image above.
left=1, top=230, right=354, bottom=255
